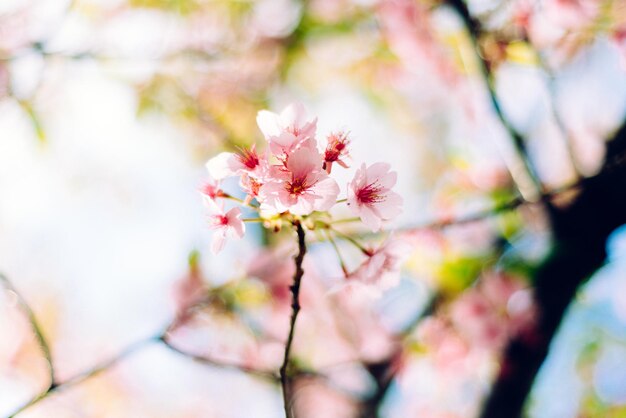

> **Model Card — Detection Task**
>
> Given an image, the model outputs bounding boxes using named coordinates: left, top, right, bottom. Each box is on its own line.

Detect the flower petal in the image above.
left=360, top=205, right=382, bottom=231
left=206, top=152, right=237, bottom=180
left=311, top=176, right=340, bottom=212
left=256, top=110, right=282, bottom=138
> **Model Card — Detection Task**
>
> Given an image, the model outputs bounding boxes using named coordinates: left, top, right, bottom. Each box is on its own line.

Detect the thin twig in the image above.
left=6, top=335, right=155, bottom=418
left=0, top=277, right=282, bottom=417
left=160, top=336, right=279, bottom=381
left=536, top=54, right=584, bottom=178
left=446, top=0, right=546, bottom=203
left=280, top=221, right=307, bottom=418
left=0, top=274, right=55, bottom=386
left=324, top=229, right=349, bottom=276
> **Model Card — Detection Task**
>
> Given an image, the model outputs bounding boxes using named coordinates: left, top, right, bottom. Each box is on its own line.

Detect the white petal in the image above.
left=206, top=152, right=237, bottom=180
left=256, top=110, right=282, bottom=138
left=211, top=229, right=227, bottom=254
left=289, top=196, right=315, bottom=216
left=280, top=102, right=306, bottom=128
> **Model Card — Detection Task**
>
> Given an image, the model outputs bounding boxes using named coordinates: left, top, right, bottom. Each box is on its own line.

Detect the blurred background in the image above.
left=1, top=0, right=626, bottom=417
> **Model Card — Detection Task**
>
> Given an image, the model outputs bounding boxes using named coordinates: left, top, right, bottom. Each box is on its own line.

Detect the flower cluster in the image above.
left=417, top=272, right=536, bottom=360
left=201, top=102, right=403, bottom=254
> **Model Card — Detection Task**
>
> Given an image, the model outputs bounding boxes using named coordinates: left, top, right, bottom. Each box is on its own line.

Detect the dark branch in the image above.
left=280, top=221, right=307, bottom=418
left=479, top=121, right=626, bottom=417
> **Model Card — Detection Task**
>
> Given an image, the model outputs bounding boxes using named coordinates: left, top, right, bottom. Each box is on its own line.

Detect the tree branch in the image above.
left=280, top=221, right=307, bottom=418
left=1, top=277, right=282, bottom=417
left=479, top=121, right=626, bottom=417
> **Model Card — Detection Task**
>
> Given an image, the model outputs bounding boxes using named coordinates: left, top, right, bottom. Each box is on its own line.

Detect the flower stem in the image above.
left=223, top=195, right=260, bottom=210
left=280, top=221, right=307, bottom=418
left=331, top=227, right=372, bottom=256
left=336, top=198, right=347, bottom=204
left=331, top=217, right=360, bottom=225
left=325, top=230, right=349, bottom=277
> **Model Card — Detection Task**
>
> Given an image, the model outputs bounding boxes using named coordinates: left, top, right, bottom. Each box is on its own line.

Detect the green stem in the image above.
left=331, top=227, right=372, bottom=256
left=331, top=217, right=360, bottom=225
left=325, top=230, right=349, bottom=277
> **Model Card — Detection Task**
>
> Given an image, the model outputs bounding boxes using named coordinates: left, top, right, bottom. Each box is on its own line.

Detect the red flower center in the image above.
left=237, top=148, right=260, bottom=170
left=286, top=175, right=311, bottom=196
left=357, top=182, right=385, bottom=204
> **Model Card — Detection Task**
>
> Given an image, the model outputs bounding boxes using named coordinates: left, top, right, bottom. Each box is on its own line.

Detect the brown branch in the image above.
left=280, top=221, right=307, bottom=418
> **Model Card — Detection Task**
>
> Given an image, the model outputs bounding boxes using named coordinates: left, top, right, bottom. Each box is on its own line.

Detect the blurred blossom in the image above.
left=249, top=0, right=302, bottom=39
left=0, top=0, right=624, bottom=416
left=345, top=236, right=411, bottom=295
left=450, top=272, right=536, bottom=350
left=0, top=64, right=9, bottom=98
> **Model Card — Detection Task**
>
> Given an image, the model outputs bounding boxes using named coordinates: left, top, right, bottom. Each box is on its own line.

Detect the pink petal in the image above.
left=360, top=206, right=382, bottom=231
left=375, top=191, right=403, bottom=219
left=378, top=170, right=398, bottom=190
left=311, top=176, right=340, bottom=212
left=225, top=207, right=245, bottom=238
left=286, top=145, right=321, bottom=178
left=366, top=162, right=393, bottom=184
left=270, top=131, right=299, bottom=150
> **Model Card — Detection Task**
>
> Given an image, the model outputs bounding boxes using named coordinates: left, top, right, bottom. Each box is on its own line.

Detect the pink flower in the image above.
left=240, top=173, right=263, bottom=205
left=206, top=145, right=265, bottom=180
left=347, top=237, right=411, bottom=295
left=323, top=131, right=351, bottom=173
left=199, top=177, right=224, bottom=210
left=207, top=206, right=245, bottom=254
left=347, top=162, right=403, bottom=231
left=256, top=102, right=317, bottom=156
left=259, top=140, right=339, bottom=215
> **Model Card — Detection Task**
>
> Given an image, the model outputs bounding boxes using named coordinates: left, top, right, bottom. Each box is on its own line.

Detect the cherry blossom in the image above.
left=259, top=140, right=340, bottom=215
left=347, top=162, right=403, bottom=231
left=206, top=145, right=266, bottom=180
left=256, top=102, right=317, bottom=156
left=346, top=236, right=411, bottom=295
left=199, top=177, right=224, bottom=210
left=207, top=206, right=245, bottom=254
left=323, top=131, right=351, bottom=173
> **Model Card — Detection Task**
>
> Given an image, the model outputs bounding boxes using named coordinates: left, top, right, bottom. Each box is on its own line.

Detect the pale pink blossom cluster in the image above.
left=201, top=102, right=403, bottom=254
left=417, top=272, right=536, bottom=361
